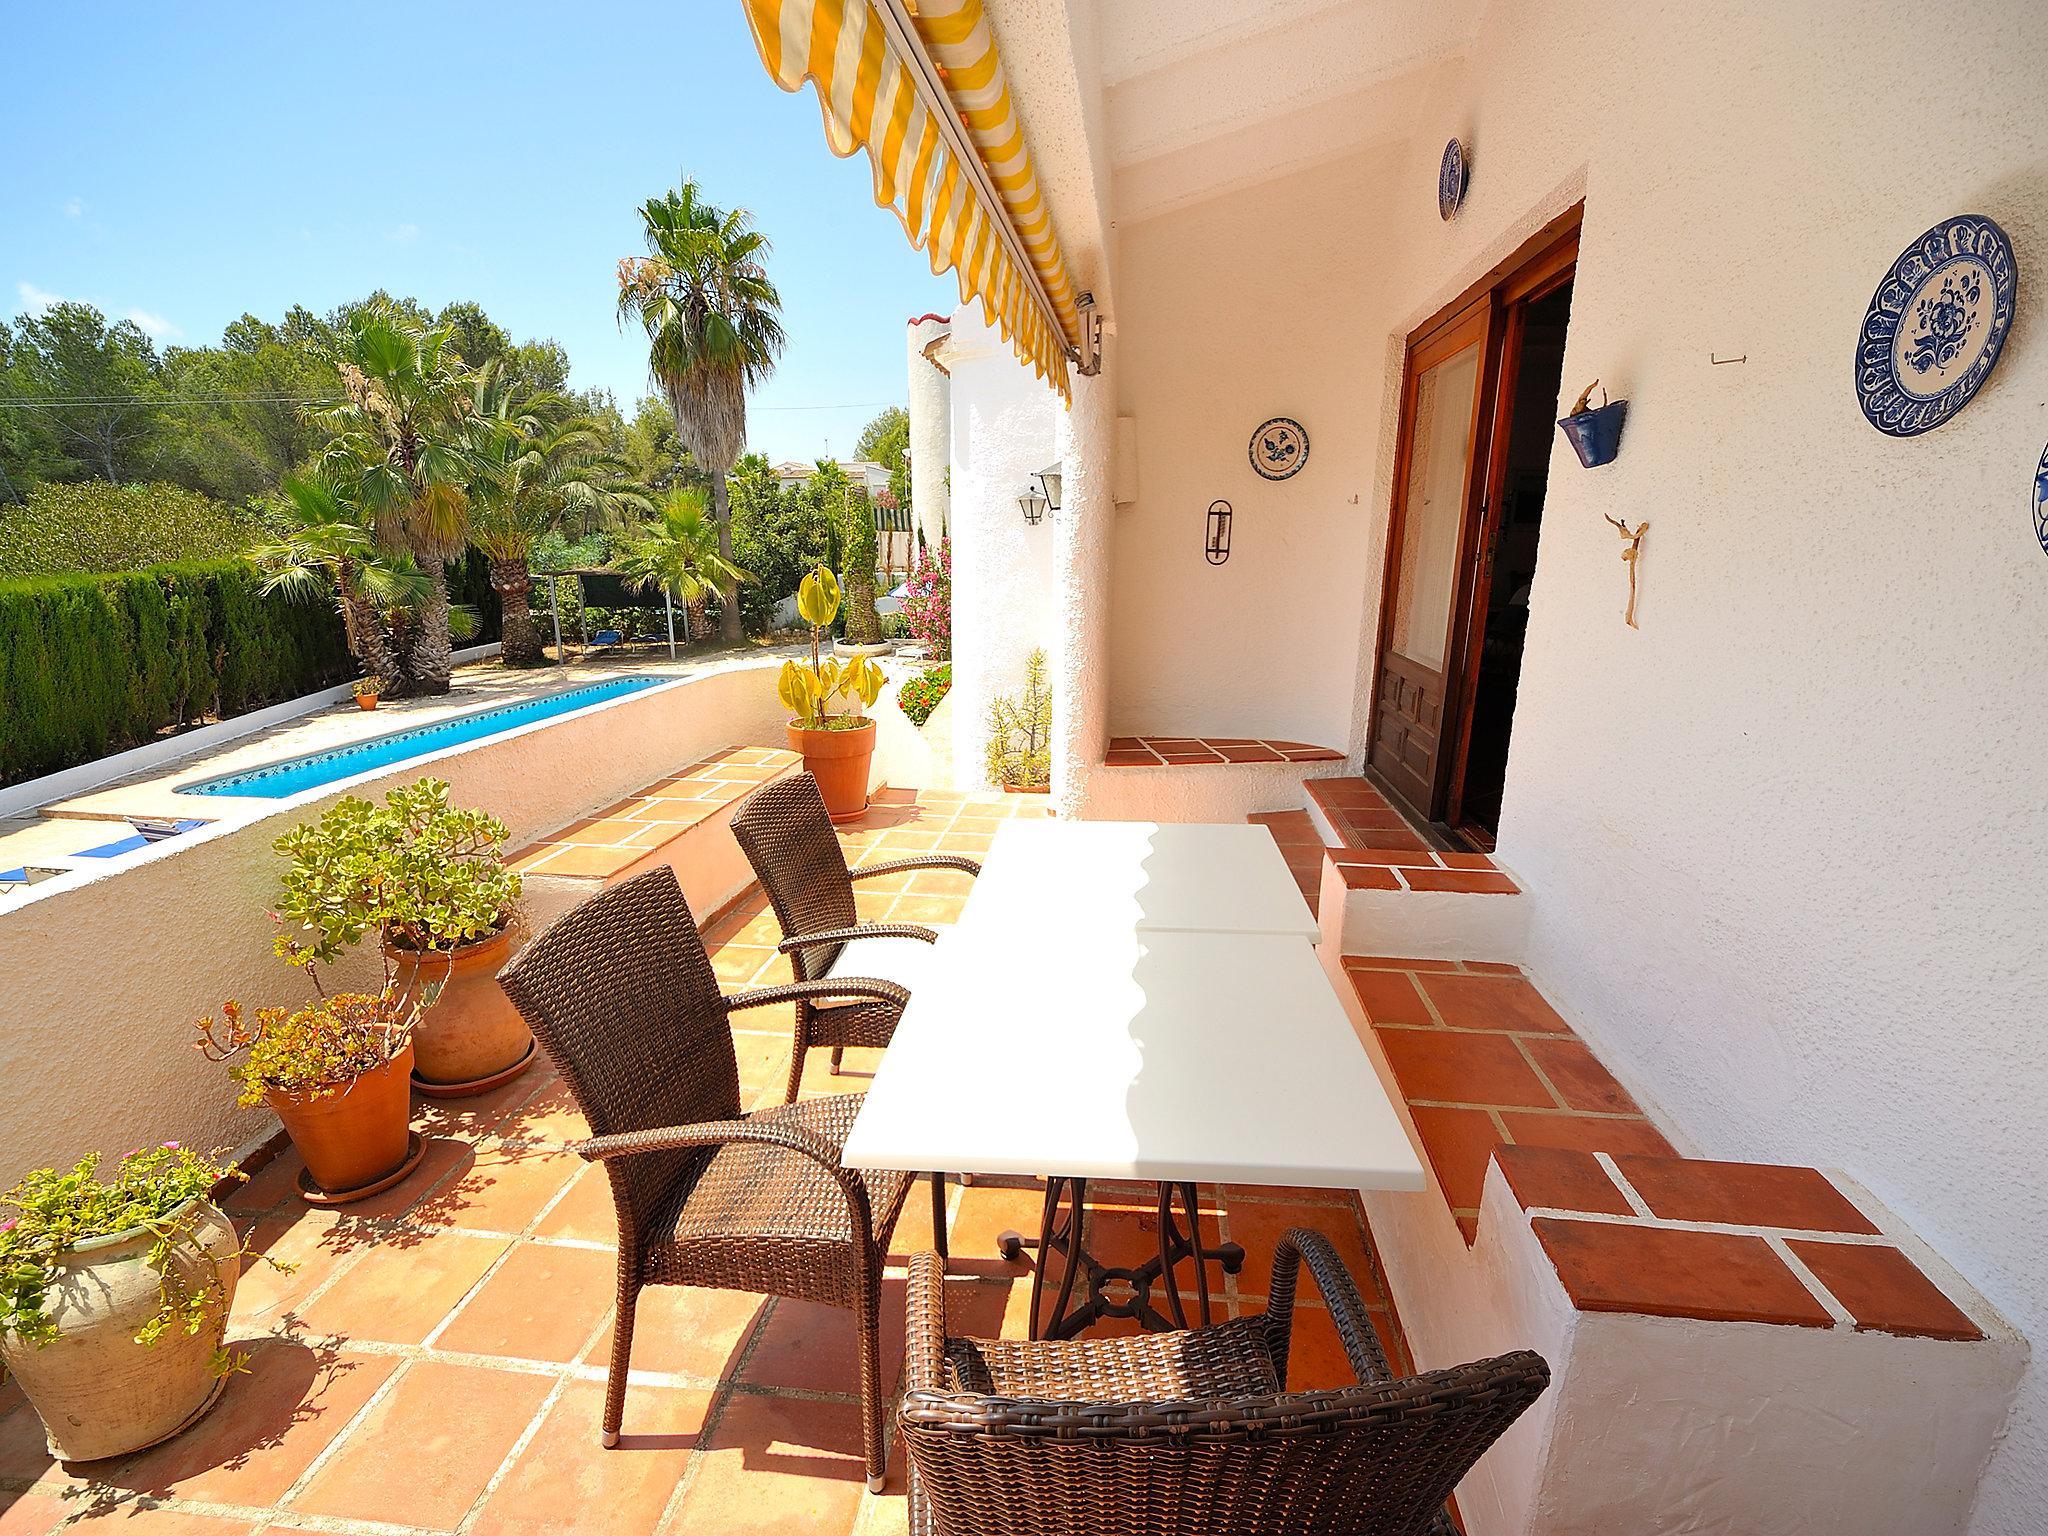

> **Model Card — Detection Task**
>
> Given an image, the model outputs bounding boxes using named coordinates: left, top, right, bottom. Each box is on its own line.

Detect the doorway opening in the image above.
left=1367, top=212, right=1580, bottom=847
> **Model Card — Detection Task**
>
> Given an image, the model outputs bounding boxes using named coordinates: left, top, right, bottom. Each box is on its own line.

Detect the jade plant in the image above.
left=985, top=648, right=1053, bottom=789
left=193, top=993, right=416, bottom=1107
left=778, top=566, right=885, bottom=730
left=0, top=1146, right=266, bottom=1375
left=272, top=777, right=522, bottom=964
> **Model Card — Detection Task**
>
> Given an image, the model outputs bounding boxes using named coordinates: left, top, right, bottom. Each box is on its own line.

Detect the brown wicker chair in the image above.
left=899, top=1229, right=1549, bottom=1535
left=731, top=771, right=980, bottom=1101
left=497, top=864, right=945, bottom=1489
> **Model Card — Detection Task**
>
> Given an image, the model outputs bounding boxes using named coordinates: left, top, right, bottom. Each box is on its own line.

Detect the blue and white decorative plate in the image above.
left=1250, top=417, right=1309, bottom=481
left=1855, top=214, right=2017, bottom=437
left=1439, top=139, right=1468, bottom=221
left=2033, top=441, right=2048, bottom=559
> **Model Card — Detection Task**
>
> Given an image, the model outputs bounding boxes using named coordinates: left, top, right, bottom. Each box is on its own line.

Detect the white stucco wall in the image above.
left=943, top=304, right=1061, bottom=788
left=1052, top=345, right=1118, bottom=814
left=906, top=313, right=954, bottom=548
left=1098, top=3, right=2048, bottom=1525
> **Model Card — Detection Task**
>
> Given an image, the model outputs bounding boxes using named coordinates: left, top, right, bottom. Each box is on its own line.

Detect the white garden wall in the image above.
left=1098, top=3, right=2048, bottom=1526
left=0, top=659, right=791, bottom=1187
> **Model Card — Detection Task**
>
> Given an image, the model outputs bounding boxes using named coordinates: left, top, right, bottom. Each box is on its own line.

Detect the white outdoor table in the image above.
left=841, top=883, right=1424, bottom=1335
left=960, top=820, right=1321, bottom=940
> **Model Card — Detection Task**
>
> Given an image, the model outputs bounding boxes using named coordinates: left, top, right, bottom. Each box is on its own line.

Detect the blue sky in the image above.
left=0, top=1, right=960, bottom=463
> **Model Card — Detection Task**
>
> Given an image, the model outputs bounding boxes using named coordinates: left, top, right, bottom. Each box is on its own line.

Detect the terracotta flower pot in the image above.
left=384, top=926, right=534, bottom=1095
left=269, top=1042, right=417, bottom=1196
left=1002, top=783, right=1050, bottom=795
left=788, top=717, right=879, bottom=822
left=354, top=694, right=379, bottom=711
left=0, top=1197, right=241, bottom=1463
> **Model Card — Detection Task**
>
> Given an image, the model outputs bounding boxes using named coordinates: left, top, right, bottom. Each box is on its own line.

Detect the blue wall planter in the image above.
left=1557, top=383, right=1627, bottom=468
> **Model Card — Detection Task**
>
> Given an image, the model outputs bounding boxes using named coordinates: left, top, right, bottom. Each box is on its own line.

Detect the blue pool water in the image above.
left=177, top=677, right=665, bottom=799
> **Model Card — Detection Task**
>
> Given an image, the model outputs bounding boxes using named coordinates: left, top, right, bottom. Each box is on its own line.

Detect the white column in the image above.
left=1051, top=338, right=1115, bottom=817
left=906, top=316, right=953, bottom=549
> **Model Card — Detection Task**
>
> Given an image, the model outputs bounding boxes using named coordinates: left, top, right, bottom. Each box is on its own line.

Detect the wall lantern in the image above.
left=1017, top=485, right=1048, bottom=525
left=1035, top=464, right=1062, bottom=512
left=1205, top=499, right=1232, bottom=564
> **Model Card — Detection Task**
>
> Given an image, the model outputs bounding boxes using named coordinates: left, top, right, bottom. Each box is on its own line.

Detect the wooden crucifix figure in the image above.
left=1603, top=514, right=1648, bottom=628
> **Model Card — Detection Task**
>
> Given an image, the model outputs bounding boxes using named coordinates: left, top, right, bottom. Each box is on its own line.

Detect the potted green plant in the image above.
left=351, top=677, right=382, bottom=711
left=1, top=1145, right=254, bottom=1461
left=778, top=566, right=887, bottom=821
left=273, top=779, right=530, bottom=1097
left=986, top=648, right=1052, bottom=793
left=194, top=990, right=423, bottom=1203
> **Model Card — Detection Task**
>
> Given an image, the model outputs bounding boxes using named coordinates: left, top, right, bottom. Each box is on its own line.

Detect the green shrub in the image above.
left=0, top=560, right=352, bottom=785
left=0, top=481, right=266, bottom=577
left=897, top=663, right=952, bottom=727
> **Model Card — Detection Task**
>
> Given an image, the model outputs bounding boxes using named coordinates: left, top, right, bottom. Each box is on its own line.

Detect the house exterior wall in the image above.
left=907, top=314, right=954, bottom=548
left=1098, top=2, right=2048, bottom=1526
left=942, top=305, right=1061, bottom=788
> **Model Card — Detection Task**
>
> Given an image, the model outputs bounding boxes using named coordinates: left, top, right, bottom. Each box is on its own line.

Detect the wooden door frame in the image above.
left=1442, top=226, right=1581, bottom=838
left=1368, top=205, right=1584, bottom=830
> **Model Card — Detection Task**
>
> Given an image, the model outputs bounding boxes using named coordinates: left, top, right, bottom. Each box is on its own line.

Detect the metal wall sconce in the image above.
left=1035, top=465, right=1062, bottom=512
left=1205, top=500, right=1232, bottom=564
left=1018, top=485, right=1048, bottom=525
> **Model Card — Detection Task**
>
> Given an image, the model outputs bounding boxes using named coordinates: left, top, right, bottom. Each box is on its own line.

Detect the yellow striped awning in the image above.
left=739, top=0, right=1080, bottom=397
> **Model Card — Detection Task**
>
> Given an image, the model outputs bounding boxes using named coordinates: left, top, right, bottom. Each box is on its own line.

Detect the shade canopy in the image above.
left=739, top=0, right=1080, bottom=395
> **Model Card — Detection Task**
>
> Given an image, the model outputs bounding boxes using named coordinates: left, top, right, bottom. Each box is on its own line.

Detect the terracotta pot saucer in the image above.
left=296, top=1131, right=427, bottom=1207
left=411, top=1039, right=537, bottom=1100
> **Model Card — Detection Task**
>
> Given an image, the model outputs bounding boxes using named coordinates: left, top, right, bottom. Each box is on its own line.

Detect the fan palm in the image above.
left=616, top=181, right=784, bottom=643
left=614, top=487, right=752, bottom=641
left=466, top=365, right=650, bottom=665
left=252, top=469, right=430, bottom=690
left=313, top=304, right=476, bottom=693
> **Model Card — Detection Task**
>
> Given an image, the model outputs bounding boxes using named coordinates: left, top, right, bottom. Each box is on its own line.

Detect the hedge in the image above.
left=0, top=560, right=353, bottom=787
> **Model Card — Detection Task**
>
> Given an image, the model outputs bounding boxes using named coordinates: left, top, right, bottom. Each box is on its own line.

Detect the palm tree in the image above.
left=614, top=487, right=751, bottom=641
left=314, top=304, right=476, bottom=693
left=616, top=181, right=785, bottom=644
left=252, top=469, right=430, bottom=690
left=466, top=365, right=649, bottom=665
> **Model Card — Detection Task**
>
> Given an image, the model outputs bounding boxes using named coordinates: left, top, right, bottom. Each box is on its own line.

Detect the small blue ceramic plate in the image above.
left=1439, top=139, right=1468, bottom=221
left=1250, top=417, right=1309, bottom=480
left=1855, top=214, right=2017, bottom=437
left=2032, top=442, right=2048, bottom=559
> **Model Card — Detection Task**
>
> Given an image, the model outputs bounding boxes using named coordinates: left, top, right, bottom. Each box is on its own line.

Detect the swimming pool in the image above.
left=177, top=677, right=666, bottom=799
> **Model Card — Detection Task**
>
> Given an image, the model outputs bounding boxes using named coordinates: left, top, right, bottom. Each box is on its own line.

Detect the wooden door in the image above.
left=1368, top=301, right=1495, bottom=816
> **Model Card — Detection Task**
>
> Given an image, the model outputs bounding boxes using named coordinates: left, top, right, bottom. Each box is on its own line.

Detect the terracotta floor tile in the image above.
left=1532, top=1219, right=1832, bottom=1328
left=741, top=1282, right=909, bottom=1396
left=1224, top=1202, right=1375, bottom=1300
left=671, top=1391, right=867, bottom=1535
left=585, top=1285, right=767, bottom=1381
left=492, top=1077, right=592, bottom=1144
left=1406, top=1106, right=1506, bottom=1214
left=1494, top=1145, right=1633, bottom=1217
left=0, top=1493, right=67, bottom=1536
left=222, top=1145, right=303, bottom=1215
left=50, top=1514, right=256, bottom=1534
left=435, top=1240, right=617, bottom=1362
left=471, top=1378, right=711, bottom=1536
left=233, top=1209, right=357, bottom=1324
left=1415, top=973, right=1568, bottom=1033
left=1786, top=1240, right=1982, bottom=1341
left=290, top=1360, right=552, bottom=1528
left=105, top=1342, right=397, bottom=1506
left=1343, top=956, right=1461, bottom=972
left=1615, top=1157, right=1879, bottom=1235
left=0, top=1390, right=84, bottom=1492
left=337, top=1133, right=473, bottom=1221
left=299, top=1228, right=510, bottom=1345
left=1496, top=1111, right=1675, bottom=1160
left=411, top=1143, right=583, bottom=1234
left=533, top=1162, right=620, bottom=1244
left=1519, top=1037, right=1640, bottom=1115
left=1281, top=1298, right=1409, bottom=1390
left=1347, top=968, right=1435, bottom=1025
left=1338, top=863, right=1399, bottom=890
left=1334, top=848, right=1438, bottom=868
left=948, top=1180, right=1047, bottom=1271
left=1402, top=868, right=1519, bottom=894
left=1374, top=1028, right=1554, bottom=1109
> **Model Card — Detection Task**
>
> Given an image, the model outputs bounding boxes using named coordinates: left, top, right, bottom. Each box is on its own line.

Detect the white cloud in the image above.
left=388, top=223, right=420, bottom=245
left=63, top=197, right=83, bottom=219
left=125, top=308, right=181, bottom=341
left=17, top=281, right=63, bottom=312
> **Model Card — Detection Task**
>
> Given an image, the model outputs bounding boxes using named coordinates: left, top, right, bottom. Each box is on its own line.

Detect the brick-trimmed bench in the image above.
left=1106, top=734, right=1344, bottom=766
left=1328, top=953, right=2022, bottom=1535
left=511, top=746, right=800, bottom=929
